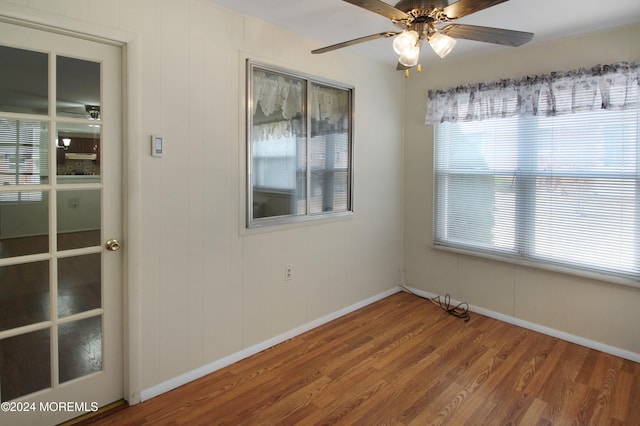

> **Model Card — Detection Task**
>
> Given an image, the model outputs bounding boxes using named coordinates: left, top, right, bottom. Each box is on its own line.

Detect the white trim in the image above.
left=0, top=3, right=135, bottom=45
left=123, top=36, right=143, bottom=406
left=401, top=285, right=640, bottom=363
left=432, top=244, right=640, bottom=289
left=140, top=287, right=401, bottom=402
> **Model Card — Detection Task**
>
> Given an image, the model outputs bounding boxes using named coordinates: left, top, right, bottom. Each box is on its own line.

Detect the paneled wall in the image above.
left=0, top=0, right=404, bottom=399
left=403, top=23, right=640, bottom=356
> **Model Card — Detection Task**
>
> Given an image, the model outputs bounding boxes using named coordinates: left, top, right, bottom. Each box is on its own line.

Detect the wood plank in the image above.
left=74, top=291, right=640, bottom=426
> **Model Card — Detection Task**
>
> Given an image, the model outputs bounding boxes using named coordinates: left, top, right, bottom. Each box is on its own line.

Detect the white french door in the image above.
left=0, top=21, right=123, bottom=425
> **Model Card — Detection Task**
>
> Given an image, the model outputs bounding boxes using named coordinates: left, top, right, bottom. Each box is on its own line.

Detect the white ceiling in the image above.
left=206, top=0, right=640, bottom=67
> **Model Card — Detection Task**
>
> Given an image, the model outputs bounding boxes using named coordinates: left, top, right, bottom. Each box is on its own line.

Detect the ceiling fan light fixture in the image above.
left=310, top=0, right=534, bottom=76
left=392, top=30, right=419, bottom=55
left=399, top=44, right=421, bottom=67
left=85, top=105, right=101, bottom=120
left=429, top=31, right=457, bottom=58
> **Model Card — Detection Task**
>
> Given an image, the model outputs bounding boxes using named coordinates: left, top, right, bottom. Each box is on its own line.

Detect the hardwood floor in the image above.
left=81, top=291, right=640, bottom=425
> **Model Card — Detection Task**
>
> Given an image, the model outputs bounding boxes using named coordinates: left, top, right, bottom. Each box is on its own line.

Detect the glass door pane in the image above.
left=0, top=191, right=49, bottom=258
left=56, top=189, right=101, bottom=250
left=0, top=46, right=48, bottom=115
left=57, top=123, right=101, bottom=180
left=0, top=260, right=50, bottom=331
left=0, top=329, right=51, bottom=401
left=0, top=118, right=50, bottom=186
left=56, top=56, right=100, bottom=119
left=57, top=253, right=101, bottom=318
left=58, top=316, right=102, bottom=383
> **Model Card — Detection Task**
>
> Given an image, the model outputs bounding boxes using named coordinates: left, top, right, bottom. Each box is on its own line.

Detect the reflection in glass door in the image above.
left=0, top=21, right=122, bottom=425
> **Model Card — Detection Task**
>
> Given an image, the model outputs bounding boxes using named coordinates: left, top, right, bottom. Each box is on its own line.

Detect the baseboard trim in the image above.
left=140, top=286, right=401, bottom=402
left=401, top=285, right=640, bottom=363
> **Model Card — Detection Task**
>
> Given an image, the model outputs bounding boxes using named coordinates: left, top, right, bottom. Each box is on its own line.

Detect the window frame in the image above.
left=246, top=60, right=354, bottom=229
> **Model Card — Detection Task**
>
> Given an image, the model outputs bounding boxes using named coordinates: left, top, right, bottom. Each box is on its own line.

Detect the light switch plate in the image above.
left=151, top=135, right=163, bottom=157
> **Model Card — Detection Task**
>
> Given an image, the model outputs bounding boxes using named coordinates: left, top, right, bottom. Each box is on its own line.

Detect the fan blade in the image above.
left=442, top=0, right=509, bottom=20
left=312, top=31, right=398, bottom=54
left=442, top=24, right=533, bottom=46
left=342, top=0, right=410, bottom=21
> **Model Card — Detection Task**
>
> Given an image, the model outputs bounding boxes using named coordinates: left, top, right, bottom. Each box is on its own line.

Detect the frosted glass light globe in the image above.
left=393, top=30, right=418, bottom=55
left=429, top=32, right=457, bottom=58
left=399, top=44, right=421, bottom=67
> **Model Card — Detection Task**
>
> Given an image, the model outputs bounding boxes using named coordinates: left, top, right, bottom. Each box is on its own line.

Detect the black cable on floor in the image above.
left=400, top=284, right=470, bottom=322
left=430, top=294, right=470, bottom=322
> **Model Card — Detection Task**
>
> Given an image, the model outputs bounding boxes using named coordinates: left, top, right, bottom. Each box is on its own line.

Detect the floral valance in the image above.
left=425, top=61, right=639, bottom=124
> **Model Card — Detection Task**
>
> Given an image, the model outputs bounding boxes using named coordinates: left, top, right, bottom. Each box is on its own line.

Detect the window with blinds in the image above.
left=430, top=62, right=640, bottom=282
left=434, top=104, right=639, bottom=280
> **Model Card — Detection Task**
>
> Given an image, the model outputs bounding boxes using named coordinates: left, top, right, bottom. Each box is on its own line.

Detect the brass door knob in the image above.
left=105, top=239, right=121, bottom=251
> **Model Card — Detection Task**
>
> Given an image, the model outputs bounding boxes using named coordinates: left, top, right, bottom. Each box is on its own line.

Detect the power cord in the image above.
left=430, top=294, right=470, bottom=322
left=400, top=284, right=470, bottom=322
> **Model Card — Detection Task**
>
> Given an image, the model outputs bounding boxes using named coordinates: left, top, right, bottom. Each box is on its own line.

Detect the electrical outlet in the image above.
left=285, top=264, right=293, bottom=281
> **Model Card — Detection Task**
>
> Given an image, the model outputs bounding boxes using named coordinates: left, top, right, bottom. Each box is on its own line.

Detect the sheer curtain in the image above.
left=252, top=70, right=350, bottom=141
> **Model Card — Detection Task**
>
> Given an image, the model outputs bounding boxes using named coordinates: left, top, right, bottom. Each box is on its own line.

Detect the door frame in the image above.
left=0, top=4, right=144, bottom=405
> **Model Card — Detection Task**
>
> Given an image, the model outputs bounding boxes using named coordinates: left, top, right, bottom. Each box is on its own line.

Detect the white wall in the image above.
left=403, top=23, right=640, bottom=357
left=0, top=0, right=404, bottom=400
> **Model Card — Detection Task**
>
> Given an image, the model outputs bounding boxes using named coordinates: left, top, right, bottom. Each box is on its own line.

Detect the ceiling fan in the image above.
left=312, top=0, right=534, bottom=76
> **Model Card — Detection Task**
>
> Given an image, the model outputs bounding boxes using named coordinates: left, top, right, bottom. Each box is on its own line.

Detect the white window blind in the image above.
left=430, top=62, right=640, bottom=281
left=0, top=118, right=46, bottom=201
